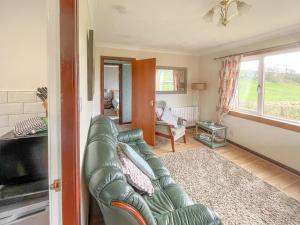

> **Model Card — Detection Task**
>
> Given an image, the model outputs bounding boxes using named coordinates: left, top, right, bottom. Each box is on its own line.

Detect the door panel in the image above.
left=132, top=58, right=156, bottom=146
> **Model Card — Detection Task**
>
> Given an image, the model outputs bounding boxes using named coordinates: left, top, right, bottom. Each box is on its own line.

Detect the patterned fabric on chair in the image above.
left=155, top=101, right=187, bottom=152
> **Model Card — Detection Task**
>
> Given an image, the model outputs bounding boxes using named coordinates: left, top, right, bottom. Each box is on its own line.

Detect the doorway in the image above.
left=101, top=56, right=135, bottom=126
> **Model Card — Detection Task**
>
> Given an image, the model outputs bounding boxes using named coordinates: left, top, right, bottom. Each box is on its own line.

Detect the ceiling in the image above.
left=94, top=0, right=300, bottom=55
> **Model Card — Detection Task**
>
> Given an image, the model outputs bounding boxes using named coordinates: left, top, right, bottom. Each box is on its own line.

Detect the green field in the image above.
left=238, top=79, right=300, bottom=121
left=239, top=79, right=300, bottom=102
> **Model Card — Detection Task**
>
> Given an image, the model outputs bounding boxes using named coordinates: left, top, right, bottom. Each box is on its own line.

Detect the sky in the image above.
left=241, top=51, right=300, bottom=73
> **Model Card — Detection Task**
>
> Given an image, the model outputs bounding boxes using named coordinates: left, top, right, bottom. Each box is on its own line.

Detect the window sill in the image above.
left=228, top=111, right=300, bottom=133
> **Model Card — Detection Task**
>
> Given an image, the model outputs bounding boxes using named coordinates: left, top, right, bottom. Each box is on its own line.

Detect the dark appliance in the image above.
left=0, top=132, right=49, bottom=224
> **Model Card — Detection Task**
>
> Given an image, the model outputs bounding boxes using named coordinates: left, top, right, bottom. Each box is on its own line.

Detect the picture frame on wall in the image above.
left=87, top=29, right=95, bottom=101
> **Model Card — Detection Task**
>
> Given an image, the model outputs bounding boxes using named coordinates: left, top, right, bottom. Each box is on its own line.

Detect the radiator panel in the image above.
left=171, top=106, right=199, bottom=127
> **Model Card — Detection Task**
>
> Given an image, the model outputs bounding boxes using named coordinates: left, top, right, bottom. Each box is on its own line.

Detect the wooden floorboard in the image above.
left=152, top=128, right=300, bottom=202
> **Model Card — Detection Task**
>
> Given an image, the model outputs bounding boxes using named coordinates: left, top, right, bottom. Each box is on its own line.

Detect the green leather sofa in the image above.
left=84, top=115, right=221, bottom=225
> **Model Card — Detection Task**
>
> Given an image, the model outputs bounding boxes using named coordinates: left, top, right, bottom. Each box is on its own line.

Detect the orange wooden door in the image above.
left=132, top=58, right=156, bottom=146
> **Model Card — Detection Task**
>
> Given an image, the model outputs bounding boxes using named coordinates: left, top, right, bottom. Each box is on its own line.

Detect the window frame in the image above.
left=231, top=47, right=300, bottom=130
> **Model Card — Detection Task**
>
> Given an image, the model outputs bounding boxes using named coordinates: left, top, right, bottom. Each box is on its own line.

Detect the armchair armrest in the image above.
left=178, top=117, right=187, bottom=126
left=118, top=128, right=144, bottom=143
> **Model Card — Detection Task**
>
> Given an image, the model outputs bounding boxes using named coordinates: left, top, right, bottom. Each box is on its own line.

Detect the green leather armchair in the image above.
left=84, top=115, right=221, bottom=225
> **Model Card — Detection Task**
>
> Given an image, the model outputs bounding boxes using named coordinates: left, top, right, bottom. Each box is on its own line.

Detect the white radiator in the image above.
left=171, top=106, right=199, bottom=127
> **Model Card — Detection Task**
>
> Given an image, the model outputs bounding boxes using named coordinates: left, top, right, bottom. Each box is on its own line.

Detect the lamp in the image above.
left=203, top=0, right=252, bottom=27
left=192, top=83, right=207, bottom=122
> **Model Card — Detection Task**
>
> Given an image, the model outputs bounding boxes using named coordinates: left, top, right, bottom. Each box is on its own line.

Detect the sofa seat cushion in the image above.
left=143, top=190, right=175, bottom=217
left=143, top=183, right=194, bottom=217
left=163, top=184, right=194, bottom=209
left=155, top=204, right=221, bottom=225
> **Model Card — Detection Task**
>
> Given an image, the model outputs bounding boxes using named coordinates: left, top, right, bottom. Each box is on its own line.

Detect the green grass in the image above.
left=238, top=79, right=300, bottom=121
left=238, top=79, right=300, bottom=102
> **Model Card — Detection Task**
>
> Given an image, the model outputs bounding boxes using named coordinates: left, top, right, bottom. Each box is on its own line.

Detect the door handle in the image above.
left=150, top=100, right=155, bottom=107
left=50, top=179, right=61, bottom=192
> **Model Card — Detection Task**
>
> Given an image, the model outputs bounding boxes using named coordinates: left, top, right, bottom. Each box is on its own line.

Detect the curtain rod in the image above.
left=214, top=42, right=300, bottom=60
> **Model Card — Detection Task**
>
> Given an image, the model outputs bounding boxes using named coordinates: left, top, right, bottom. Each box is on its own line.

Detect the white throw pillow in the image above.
left=117, top=146, right=154, bottom=195
left=161, top=108, right=178, bottom=127
left=155, top=108, right=164, bottom=120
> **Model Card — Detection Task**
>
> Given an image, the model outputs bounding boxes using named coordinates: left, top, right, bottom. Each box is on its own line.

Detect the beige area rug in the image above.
left=160, top=148, right=300, bottom=225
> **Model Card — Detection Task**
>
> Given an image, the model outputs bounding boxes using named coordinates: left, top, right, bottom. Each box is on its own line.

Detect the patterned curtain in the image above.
left=173, top=70, right=183, bottom=91
left=217, top=55, right=242, bottom=122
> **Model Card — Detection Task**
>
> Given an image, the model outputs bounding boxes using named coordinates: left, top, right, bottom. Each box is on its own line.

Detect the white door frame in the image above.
left=47, top=0, right=62, bottom=224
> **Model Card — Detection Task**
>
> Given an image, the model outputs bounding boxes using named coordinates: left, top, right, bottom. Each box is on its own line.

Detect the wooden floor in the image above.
left=151, top=128, right=300, bottom=202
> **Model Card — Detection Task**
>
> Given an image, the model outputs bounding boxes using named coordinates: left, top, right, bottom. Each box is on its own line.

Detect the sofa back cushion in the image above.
left=118, top=142, right=156, bottom=180
left=84, top=115, right=120, bottom=184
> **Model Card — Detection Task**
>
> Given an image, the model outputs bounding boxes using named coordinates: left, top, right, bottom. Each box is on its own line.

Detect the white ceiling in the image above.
left=94, top=0, right=300, bottom=55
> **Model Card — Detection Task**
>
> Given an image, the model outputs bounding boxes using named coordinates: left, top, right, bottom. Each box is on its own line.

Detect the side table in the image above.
left=194, top=121, right=227, bottom=149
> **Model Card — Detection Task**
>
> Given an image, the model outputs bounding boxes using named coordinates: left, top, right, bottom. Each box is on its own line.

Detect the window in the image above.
left=234, top=49, right=300, bottom=123
left=156, top=69, right=175, bottom=91
left=237, top=59, right=259, bottom=112
left=156, top=67, right=187, bottom=94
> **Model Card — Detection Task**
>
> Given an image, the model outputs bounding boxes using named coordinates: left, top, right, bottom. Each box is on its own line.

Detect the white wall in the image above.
left=104, top=66, right=119, bottom=90
left=198, top=32, right=300, bottom=171
left=79, top=0, right=94, bottom=224
left=0, top=0, right=47, bottom=134
left=0, top=0, right=47, bottom=90
left=94, top=47, right=203, bottom=115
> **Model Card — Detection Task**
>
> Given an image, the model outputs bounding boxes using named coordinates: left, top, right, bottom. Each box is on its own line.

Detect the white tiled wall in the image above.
left=0, top=90, right=46, bottom=136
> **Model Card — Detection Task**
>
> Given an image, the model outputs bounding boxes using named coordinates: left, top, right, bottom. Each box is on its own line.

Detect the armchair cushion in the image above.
left=118, top=142, right=156, bottom=180
left=172, top=125, right=186, bottom=141
left=161, top=108, right=178, bottom=127
left=155, top=107, right=164, bottom=120
left=155, top=123, right=171, bottom=136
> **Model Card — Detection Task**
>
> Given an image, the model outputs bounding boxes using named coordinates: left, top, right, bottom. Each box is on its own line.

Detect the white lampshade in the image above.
left=191, top=83, right=207, bottom=91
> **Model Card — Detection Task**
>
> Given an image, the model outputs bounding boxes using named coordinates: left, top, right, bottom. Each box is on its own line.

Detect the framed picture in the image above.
left=87, top=29, right=95, bottom=101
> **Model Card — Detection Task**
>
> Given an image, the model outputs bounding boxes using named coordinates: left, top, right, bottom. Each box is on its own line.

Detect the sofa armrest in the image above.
left=89, top=166, right=157, bottom=225
left=100, top=181, right=157, bottom=225
left=118, top=129, right=144, bottom=143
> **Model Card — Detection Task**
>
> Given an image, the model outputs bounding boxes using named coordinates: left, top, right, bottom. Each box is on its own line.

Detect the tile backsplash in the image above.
left=0, top=90, right=46, bottom=136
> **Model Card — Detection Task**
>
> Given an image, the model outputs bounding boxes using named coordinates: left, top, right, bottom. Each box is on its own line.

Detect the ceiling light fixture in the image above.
left=203, top=0, right=251, bottom=27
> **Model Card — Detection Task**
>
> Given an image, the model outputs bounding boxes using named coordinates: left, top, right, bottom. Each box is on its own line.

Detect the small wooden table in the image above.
left=194, top=121, right=227, bottom=149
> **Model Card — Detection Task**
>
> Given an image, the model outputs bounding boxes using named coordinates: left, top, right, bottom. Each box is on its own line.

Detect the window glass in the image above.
left=264, top=52, right=300, bottom=121
left=238, top=60, right=259, bottom=112
left=156, top=69, right=174, bottom=91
